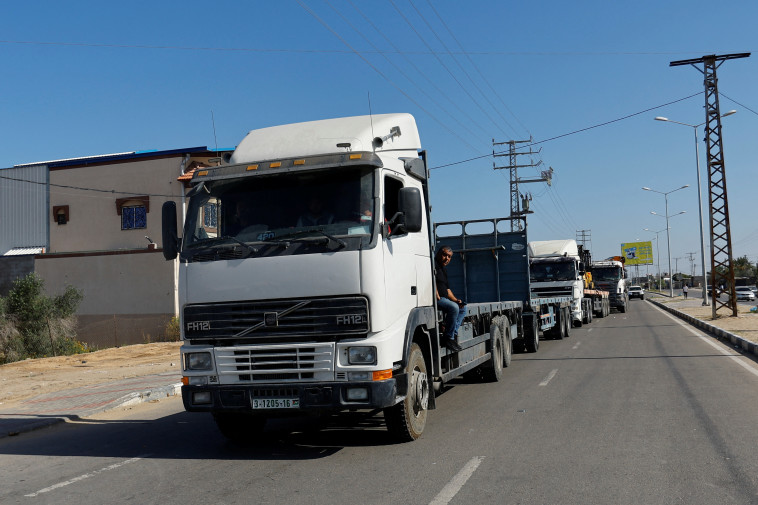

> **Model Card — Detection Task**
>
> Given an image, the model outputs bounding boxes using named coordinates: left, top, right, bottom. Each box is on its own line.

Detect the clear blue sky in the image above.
left=2, top=0, right=756, bottom=274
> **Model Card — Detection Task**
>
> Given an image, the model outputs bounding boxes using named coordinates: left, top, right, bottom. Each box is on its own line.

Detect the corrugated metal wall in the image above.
left=0, top=165, right=48, bottom=255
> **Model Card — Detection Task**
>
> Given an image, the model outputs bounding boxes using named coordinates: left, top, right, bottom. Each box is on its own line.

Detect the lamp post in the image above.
left=654, top=110, right=736, bottom=305
left=644, top=227, right=667, bottom=293
left=643, top=185, right=689, bottom=297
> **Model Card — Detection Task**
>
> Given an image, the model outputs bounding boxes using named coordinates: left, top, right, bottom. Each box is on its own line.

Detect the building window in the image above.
left=203, top=202, right=218, bottom=228
left=122, top=205, right=147, bottom=230
left=115, top=196, right=150, bottom=231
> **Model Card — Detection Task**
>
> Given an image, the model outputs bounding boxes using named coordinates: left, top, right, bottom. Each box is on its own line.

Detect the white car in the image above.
left=628, top=285, right=645, bottom=300
left=735, top=286, right=756, bottom=301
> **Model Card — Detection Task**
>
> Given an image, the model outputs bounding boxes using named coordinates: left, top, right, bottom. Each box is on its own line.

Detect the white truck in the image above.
left=161, top=113, right=571, bottom=442
left=591, top=257, right=628, bottom=313
left=528, top=239, right=610, bottom=326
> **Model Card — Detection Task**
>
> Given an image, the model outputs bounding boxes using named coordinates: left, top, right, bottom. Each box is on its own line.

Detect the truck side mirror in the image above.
left=397, top=187, right=423, bottom=233
left=162, top=201, right=180, bottom=260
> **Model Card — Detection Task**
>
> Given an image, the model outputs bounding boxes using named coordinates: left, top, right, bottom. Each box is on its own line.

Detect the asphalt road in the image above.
left=3, top=299, right=758, bottom=505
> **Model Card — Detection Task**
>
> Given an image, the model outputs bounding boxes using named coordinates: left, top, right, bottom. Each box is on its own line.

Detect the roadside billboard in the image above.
left=621, top=241, right=653, bottom=265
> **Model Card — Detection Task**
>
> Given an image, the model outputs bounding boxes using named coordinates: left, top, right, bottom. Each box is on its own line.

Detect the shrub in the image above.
left=0, top=273, right=85, bottom=364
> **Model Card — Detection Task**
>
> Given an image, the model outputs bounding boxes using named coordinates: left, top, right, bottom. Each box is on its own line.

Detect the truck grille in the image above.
left=216, top=343, right=334, bottom=383
left=184, top=296, right=369, bottom=344
left=531, top=286, right=573, bottom=297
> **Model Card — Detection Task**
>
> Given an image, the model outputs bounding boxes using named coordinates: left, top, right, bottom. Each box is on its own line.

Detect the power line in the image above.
left=720, top=92, right=758, bottom=116
left=430, top=91, right=702, bottom=169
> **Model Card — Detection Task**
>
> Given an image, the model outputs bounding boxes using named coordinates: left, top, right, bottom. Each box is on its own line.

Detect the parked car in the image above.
left=735, top=286, right=756, bottom=301
left=629, top=285, right=645, bottom=300
left=748, top=286, right=758, bottom=296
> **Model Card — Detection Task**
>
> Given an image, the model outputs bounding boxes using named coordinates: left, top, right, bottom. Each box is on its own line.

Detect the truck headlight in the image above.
left=348, top=346, right=377, bottom=365
left=186, top=352, right=213, bottom=370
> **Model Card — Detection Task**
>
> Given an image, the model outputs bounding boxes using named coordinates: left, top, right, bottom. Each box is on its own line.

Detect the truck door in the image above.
left=382, top=175, right=421, bottom=318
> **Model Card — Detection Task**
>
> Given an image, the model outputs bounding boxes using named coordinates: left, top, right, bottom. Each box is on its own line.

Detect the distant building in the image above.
left=0, top=147, right=232, bottom=348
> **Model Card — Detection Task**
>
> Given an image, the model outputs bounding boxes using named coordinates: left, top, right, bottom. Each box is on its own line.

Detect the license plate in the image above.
left=251, top=398, right=300, bottom=409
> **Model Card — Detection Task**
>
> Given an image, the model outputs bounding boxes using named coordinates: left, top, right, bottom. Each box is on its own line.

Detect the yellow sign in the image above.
left=621, top=241, right=653, bottom=265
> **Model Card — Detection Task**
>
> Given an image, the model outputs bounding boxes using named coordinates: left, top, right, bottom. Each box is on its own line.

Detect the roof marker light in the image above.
left=246, top=164, right=259, bottom=171
left=294, top=159, right=305, bottom=165
left=197, top=170, right=209, bottom=176
left=349, top=154, right=363, bottom=160
left=270, top=162, right=282, bottom=168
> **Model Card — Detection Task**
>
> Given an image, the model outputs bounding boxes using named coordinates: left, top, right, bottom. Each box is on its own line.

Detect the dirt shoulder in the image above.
left=654, top=296, right=758, bottom=343
left=0, top=341, right=181, bottom=408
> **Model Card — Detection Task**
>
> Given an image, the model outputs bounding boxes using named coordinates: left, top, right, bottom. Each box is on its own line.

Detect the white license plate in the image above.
left=251, top=398, right=300, bottom=409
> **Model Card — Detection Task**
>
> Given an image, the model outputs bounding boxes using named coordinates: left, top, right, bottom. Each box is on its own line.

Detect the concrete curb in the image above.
left=648, top=298, right=758, bottom=358
left=0, top=382, right=182, bottom=439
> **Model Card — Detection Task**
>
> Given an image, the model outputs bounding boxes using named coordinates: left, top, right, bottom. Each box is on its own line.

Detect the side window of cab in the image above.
left=384, top=176, right=403, bottom=225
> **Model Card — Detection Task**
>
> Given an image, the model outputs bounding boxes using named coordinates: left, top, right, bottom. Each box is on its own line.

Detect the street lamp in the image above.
left=643, top=228, right=667, bottom=291
left=654, top=110, right=737, bottom=306
left=642, top=185, right=689, bottom=297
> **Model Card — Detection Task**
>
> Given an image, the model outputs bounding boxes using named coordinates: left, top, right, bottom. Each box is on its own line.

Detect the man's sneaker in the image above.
left=443, top=339, right=462, bottom=352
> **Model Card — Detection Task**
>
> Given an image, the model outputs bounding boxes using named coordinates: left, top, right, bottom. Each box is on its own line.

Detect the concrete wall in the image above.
left=0, top=256, right=36, bottom=296
left=35, top=249, right=178, bottom=348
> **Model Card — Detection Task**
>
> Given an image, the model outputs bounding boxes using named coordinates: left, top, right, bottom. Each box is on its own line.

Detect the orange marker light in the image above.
left=372, top=369, right=393, bottom=381
left=294, top=159, right=305, bottom=165
left=270, top=162, right=282, bottom=168
left=349, top=154, right=362, bottom=160
left=197, top=170, right=209, bottom=176
left=246, top=164, right=259, bottom=171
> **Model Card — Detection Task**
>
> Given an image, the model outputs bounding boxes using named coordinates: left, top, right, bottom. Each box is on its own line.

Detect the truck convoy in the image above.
left=528, top=239, right=610, bottom=325
left=161, top=113, right=576, bottom=442
left=591, top=257, right=628, bottom=313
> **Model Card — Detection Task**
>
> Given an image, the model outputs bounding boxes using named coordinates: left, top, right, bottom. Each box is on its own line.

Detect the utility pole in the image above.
left=670, top=52, right=750, bottom=317
left=686, top=252, right=696, bottom=278
left=576, top=229, right=592, bottom=251
left=492, top=139, right=552, bottom=231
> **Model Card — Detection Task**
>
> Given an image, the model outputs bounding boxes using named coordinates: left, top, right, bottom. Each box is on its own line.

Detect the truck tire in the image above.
left=548, top=307, right=565, bottom=340
left=524, top=314, right=540, bottom=352
left=212, top=412, right=266, bottom=443
left=563, top=307, right=571, bottom=338
left=482, top=324, right=504, bottom=382
left=502, top=317, right=512, bottom=368
left=384, top=343, right=429, bottom=442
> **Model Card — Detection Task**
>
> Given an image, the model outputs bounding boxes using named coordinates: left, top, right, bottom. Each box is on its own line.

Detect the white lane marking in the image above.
left=25, top=456, right=146, bottom=497
left=587, top=328, right=593, bottom=333
left=539, top=369, right=558, bottom=386
left=572, top=341, right=581, bottom=350
left=429, top=456, right=484, bottom=505
left=656, top=307, right=758, bottom=379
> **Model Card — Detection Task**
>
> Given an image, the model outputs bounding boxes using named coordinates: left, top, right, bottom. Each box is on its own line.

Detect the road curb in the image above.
left=0, top=383, right=182, bottom=439
left=648, top=298, right=758, bottom=358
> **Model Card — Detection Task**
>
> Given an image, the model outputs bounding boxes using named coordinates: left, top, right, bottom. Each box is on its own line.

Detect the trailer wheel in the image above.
left=384, top=343, right=428, bottom=442
left=524, top=314, right=540, bottom=353
left=212, top=412, right=266, bottom=443
left=502, top=317, right=513, bottom=368
left=482, top=324, right=504, bottom=382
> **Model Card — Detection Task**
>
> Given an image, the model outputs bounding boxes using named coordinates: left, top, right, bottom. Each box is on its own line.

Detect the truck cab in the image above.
left=591, top=259, right=628, bottom=312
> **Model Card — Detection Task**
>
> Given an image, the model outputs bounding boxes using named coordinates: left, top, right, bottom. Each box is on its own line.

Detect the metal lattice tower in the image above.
left=670, top=52, right=750, bottom=318
left=493, top=138, right=546, bottom=231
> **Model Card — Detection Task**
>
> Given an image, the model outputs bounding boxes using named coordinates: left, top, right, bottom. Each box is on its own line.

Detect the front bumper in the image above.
left=182, top=377, right=401, bottom=413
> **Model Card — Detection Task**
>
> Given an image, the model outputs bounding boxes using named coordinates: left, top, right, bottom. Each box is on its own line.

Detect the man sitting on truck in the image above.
left=435, top=245, right=466, bottom=352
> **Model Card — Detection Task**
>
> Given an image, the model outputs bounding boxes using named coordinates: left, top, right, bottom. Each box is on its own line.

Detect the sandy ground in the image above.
left=0, top=341, right=181, bottom=408
left=657, top=297, right=758, bottom=343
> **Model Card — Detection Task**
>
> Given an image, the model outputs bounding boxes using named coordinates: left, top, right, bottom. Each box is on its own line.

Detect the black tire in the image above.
left=384, top=343, right=429, bottom=442
left=212, top=412, right=266, bottom=442
left=524, top=313, right=540, bottom=353
left=586, top=302, right=593, bottom=324
left=563, top=307, right=571, bottom=338
left=482, top=324, right=504, bottom=382
left=550, top=308, right=565, bottom=340
left=502, top=317, right=513, bottom=368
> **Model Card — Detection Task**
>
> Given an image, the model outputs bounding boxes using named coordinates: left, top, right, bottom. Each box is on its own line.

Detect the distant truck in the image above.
left=161, top=113, right=573, bottom=443
left=591, top=257, right=628, bottom=312
left=528, top=239, right=610, bottom=326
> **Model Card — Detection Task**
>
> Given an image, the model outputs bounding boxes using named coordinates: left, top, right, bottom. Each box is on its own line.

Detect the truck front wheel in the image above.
left=384, top=343, right=429, bottom=441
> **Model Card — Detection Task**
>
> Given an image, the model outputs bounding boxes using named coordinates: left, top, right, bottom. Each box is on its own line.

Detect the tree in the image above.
left=733, top=255, right=756, bottom=279
left=0, top=273, right=84, bottom=363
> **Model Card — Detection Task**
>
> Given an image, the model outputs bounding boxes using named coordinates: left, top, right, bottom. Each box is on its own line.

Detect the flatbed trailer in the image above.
left=434, top=218, right=573, bottom=381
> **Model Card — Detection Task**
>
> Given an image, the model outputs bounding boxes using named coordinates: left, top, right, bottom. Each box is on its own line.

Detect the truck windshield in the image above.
left=530, top=261, right=576, bottom=282
left=182, top=166, right=375, bottom=256
left=592, top=267, right=622, bottom=281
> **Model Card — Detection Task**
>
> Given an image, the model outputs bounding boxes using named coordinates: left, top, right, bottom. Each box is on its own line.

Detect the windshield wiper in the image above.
left=189, top=236, right=259, bottom=257
left=274, top=230, right=347, bottom=249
